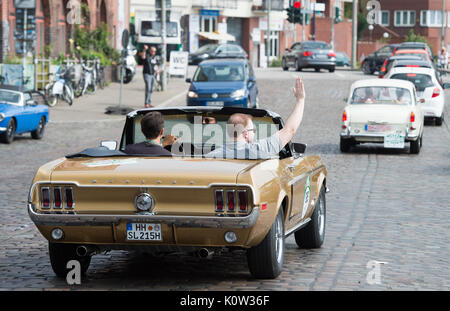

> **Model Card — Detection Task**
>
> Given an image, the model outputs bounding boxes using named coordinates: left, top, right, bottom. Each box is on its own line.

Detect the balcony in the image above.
left=191, top=0, right=238, bottom=10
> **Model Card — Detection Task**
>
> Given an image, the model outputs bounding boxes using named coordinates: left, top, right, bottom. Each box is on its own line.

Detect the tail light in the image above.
left=410, top=112, right=415, bottom=123
left=53, top=187, right=62, bottom=209
left=215, top=190, right=224, bottom=212
left=342, top=110, right=347, bottom=122
left=432, top=87, right=440, bottom=98
left=328, top=52, right=336, bottom=57
left=41, top=187, right=50, bottom=209
left=303, top=51, right=313, bottom=57
left=65, top=187, right=74, bottom=209
left=238, top=190, right=248, bottom=213
left=226, top=190, right=236, bottom=212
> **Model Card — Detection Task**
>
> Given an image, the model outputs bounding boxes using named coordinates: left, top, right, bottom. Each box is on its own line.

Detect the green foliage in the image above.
left=404, top=29, right=433, bottom=53
left=3, top=55, right=23, bottom=64
left=73, top=23, right=120, bottom=66
left=270, top=57, right=282, bottom=67
left=357, top=12, right=368, bottom=39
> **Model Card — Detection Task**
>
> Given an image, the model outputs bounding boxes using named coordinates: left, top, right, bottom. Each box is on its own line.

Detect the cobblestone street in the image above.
left=1, top=67, right=449, bottom=290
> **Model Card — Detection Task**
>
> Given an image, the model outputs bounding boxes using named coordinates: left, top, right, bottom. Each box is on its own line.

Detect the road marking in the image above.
left=158, top=91, right=187, bottom=107
left=335, top=72, right=345, bottom=78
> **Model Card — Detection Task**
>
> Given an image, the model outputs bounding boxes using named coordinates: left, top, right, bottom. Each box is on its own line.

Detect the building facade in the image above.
left=360, top=0, right=450, bottom=54
left=0, top=0, right=130, bottom=61
left=130, top=0, right=351, bottom=67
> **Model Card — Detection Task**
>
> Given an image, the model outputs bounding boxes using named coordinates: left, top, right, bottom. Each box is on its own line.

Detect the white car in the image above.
left=386, top=66, right=445, bottom=125
left=340, top=79, right=424, bottom=154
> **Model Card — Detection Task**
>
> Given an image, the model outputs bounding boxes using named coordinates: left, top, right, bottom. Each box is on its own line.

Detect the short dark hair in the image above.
left=141, top=112, right=164, bottom=139
left=227, top=113, right=253, bottom=138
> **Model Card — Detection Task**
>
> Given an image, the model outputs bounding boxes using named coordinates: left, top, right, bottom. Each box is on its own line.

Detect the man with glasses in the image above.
left=206, top=77, right=305, bottom=159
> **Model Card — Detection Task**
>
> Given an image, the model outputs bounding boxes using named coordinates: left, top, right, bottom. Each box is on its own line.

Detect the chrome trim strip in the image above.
left=27, top=204, right=260, bottom=229
left=28, top=181, right=257, bottom=206
left=284, top=218, right=311, bottom=237
left=287, top=165, right=325, bottom=186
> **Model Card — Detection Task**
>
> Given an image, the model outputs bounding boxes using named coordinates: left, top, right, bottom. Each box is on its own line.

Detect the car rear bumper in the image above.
left=301, top=59, right=336, bottom=67
left=340, top=129, right=419, bottom=142
left=28, top=203, right=260, bottom=229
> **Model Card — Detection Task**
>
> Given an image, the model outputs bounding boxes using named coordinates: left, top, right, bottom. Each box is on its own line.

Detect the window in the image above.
left=201, top=16, right=217, bottom=33
left=421, top=10, right=445, bottom=27
left=379, top=10, right=389, bottom=26
left=394, top=10, right=415, bottom=27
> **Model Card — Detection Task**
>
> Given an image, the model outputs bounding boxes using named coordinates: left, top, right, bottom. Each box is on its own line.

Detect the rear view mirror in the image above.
left=185, top=78, right=192, bottom=83
left=292, top=143, right=307, bottom=154
left=100, top=140, right=117, bottom=150
left=443, top=83, right=450, bottom=89
left=343, top=97, right=348, bottom=103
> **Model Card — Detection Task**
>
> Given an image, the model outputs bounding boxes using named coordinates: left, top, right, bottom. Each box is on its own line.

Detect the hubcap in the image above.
left=275, top=215, right=284, bottom=264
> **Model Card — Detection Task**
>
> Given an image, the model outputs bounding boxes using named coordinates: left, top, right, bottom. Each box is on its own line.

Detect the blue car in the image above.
left=186, top=58, right=259, bottom=108
left=0, top=85, right=49, bottom=144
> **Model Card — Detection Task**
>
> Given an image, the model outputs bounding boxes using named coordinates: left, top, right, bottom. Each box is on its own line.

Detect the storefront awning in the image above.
left=197, top=32, right=235, bottom=42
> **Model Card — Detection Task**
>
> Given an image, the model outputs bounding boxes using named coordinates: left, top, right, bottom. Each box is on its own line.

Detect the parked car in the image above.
left=361, top=44, right=400, bottom=75
left=188, top=44, right=247, bottom=65
left=27, top=106, right=328, bottom=279
left=393, top=49, right=431, bottom=62
left=386, top=66, right=447, bottom=126
left=336, top=52, right=350, bottom=67
left=0, top=85, right=49, bottom=144
left=186, top=58, right=259, bottom=108
left=340, top=79, right=424, bottom=154
left=394, top=42, right=433, bottom=59
left=378, top=55, right=423, bottom=78
left=282, top=41, right=336, bottom=72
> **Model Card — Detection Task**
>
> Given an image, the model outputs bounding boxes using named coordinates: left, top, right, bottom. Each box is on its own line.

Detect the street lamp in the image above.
left=368, top=24, right=374, bottom=41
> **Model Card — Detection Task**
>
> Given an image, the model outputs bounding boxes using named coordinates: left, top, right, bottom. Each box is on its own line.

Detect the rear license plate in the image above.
left=207, top=101, right=224, bottom=106
left=316, top=54, right=327, bottom=59
left=384, top=132, right=405, bottom=149
left=126, top=223, right=162, bottom=241
left=365, top=124, right=392, bottom=132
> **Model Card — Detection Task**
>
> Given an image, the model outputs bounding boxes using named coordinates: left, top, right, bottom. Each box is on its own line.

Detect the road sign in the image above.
left=14, top=0, right=36, bottom=9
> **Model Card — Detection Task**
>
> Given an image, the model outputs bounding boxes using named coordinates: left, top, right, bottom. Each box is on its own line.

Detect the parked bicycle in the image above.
left=95, top=59, right=106, bottom=89
left=45, top=65, right=75, bottom=107
left=74, top=61, right=97, bottom=97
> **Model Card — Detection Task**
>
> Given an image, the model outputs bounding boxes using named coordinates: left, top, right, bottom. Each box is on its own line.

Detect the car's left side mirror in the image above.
left=100, top=140, right=117, bottom=150
left=185, top=78, right=192, bottom=83
left=248, top=76, right=256, bottom=83
left=443, top=83, right=450, bottom=89
left=292, top=143, right=307, bottom=155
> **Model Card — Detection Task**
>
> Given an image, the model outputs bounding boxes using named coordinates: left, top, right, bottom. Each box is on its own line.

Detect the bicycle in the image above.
left=74, top=61, right=97, bottom=97
left=95, top=59, right=106, bottom=89
left=44, top=65, right=75, bottom=106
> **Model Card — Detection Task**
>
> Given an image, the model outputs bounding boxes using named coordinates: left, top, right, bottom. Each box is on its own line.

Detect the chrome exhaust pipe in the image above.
left=76, top=245, right=98, bottom=257
left=197, top=248, right=214, bottom=259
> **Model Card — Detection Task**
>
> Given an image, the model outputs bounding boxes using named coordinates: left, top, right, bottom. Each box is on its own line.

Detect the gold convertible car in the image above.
left=28, top=107, right=328, bottom=279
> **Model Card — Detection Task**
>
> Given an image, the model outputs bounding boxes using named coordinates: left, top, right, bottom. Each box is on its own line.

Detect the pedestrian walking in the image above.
left=140, top=45, right=162, bottom=108
left=438, top=47, right=448, bottom=70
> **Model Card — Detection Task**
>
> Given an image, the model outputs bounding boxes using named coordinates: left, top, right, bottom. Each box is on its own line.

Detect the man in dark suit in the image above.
left=124, top=111, right=177, bottom=155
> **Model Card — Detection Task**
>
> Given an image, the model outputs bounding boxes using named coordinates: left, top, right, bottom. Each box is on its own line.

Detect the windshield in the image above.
left=195, top=44, right=218, bottom=54
left=390, top=73, right=434, bottom=92
left=395, top=52, right=427, bottom=61
left=141, top=21, right=178, bottom=37
left=0, top=90, right=21, bottom=104
left=351, top=86, right=412, bottom=105
left=303, top=42, right=331, bottom=49
left=193, top=64, right=245, bottom=82
left=129, top=113, right=280, bottom=159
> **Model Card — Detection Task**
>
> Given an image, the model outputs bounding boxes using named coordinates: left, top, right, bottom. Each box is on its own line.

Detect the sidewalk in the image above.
left=49, top=66, right=195, bottom=123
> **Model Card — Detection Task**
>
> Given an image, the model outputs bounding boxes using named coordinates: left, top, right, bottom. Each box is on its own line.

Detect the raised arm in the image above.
left=277, top=77, right=305, bottom=147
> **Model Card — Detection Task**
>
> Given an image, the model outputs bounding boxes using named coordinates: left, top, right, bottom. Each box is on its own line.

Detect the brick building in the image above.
left=0, top=0, right=130, bottom=61
left=360, top=0, right=450, bottom=55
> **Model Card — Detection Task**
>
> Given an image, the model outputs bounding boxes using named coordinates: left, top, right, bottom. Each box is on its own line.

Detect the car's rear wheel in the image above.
left=49, top=242, right=91, bottom=278
left=31, top=117, right=45, bottom=139
left=295, top=59, right=302, bottom=71
left=329, top=66, right=335, bottom=73
left=0, top=118, right=16, bottom=144
left=435, top=115, right=443, bottom=126
left=282, top=58, right=288, bottom=71
left=295, top=186, right=326, bottom=248
left=247, top=208, right=285, bottom=279
left=315, top=67, right=320, bottom=72
left=410, top=136, right=422, bottom=154
left=340, top=137, right=352, bottom=152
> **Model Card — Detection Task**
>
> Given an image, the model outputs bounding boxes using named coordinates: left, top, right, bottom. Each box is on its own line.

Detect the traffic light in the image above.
left=335, top=6, right=342, bottom=23
left=286, top=6, right=294, bottom=23
left=286, top=1, right=305, bottom=25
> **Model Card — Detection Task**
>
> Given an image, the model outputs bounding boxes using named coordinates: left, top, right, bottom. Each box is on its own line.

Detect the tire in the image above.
left=340, top=137, right=352, bottom=152
left=247, top=208, right=285, bottom=279
left=294, top=186, right=326, bottom=249
left=329, top=66, right=335, bottom=73
left=435, top=115, right=443, bottom=126
left=410, top=136, right=421, bottom=154
left=63, top=85, right=73, bottom=106
left=48, top=242, right=91, bottom=278
left=0, top=118, right=15, bottom=144
left=315, top=67, right=320, bottom=72
left=295, top=59, right=302, bottom=72
left=362, top=61, right=374, bottom=75
left=282, top=58, right=288, bottom=71
left=45, top=84, right=58, bottom=107
left=31, top=117, right=45, bottom=139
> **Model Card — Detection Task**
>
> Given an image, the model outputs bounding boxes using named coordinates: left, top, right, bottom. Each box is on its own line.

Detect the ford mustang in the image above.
left=28, top=106, right=328, bottom=279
